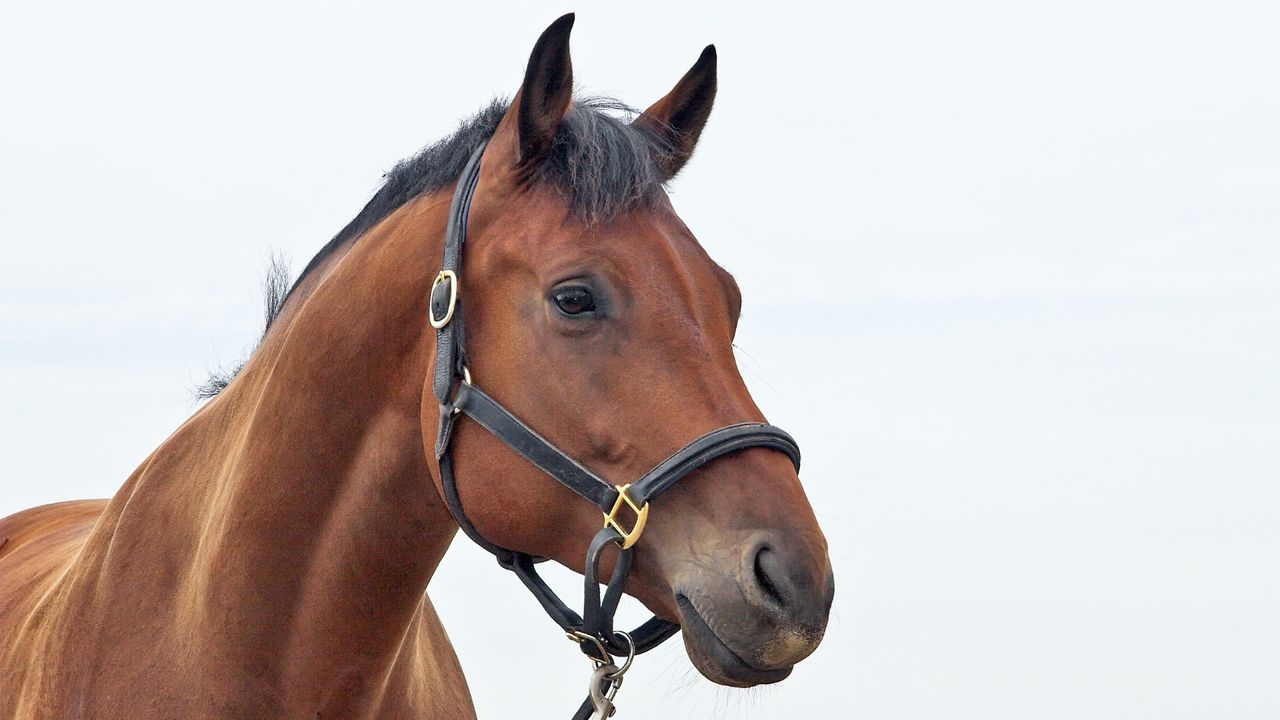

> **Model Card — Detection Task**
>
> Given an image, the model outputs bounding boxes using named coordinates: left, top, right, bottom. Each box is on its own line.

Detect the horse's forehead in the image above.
left=463, top=185, right=734, bottom=318
left=500, top=195, right=705, bottom=269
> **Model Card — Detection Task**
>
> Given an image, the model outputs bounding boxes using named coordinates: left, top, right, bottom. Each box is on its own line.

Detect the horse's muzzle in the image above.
left=673, top=529, right=834, bottom=687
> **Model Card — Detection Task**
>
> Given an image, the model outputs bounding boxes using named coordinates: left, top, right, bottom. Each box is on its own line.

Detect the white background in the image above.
left=2, top=1, right=1277, bottom=718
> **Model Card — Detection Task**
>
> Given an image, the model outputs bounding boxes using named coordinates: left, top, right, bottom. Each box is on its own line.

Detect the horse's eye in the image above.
left=552, top=286, right=597, bottom=316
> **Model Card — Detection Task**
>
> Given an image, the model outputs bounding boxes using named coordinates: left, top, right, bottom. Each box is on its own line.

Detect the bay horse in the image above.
left=0, top=14, right=833, bottom=719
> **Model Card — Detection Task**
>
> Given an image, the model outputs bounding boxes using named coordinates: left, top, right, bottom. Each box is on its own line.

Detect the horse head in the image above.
left=423, top=15, right=834, bottom=687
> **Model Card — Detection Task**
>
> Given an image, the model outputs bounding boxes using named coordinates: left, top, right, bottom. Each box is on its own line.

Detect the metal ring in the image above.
left=605, top=630, right=635, bottom=679
left=450, top=364, right=473, bottom=416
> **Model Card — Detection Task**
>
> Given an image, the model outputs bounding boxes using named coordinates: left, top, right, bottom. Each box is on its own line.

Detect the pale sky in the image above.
left=2, top=1, right=1277, bottom=718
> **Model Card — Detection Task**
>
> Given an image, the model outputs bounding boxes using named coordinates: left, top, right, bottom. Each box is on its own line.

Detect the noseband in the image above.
left=430, top=142, right=801, bottom=718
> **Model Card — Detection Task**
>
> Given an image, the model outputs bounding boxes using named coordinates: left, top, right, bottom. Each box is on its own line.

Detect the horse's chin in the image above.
left=675, top=594, right=795, bottom=687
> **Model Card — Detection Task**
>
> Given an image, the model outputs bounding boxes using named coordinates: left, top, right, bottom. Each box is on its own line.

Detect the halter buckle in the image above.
left=566, top=630, right=610, bottom=665
left=429, top=270, right=459, bottom=328
left=603, top=484, right=649, bottom=550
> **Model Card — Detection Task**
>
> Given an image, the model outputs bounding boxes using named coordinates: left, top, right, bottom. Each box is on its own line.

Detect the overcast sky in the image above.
left=2, top=1, right=1277, bottom=718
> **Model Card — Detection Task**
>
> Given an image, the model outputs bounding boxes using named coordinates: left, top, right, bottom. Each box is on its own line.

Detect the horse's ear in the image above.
left=634, top=45, right=718, bottom=181
left=509, top=13, right=575, bottom=170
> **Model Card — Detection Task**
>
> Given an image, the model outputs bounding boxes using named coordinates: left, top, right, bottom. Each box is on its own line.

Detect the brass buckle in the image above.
left=566, top=630, right=635, bottom=676
left=603, top=484, right=649, bottom=550
left=429, top=270, right=458, bottom=329
left=566, top=630, right=610, bottom=665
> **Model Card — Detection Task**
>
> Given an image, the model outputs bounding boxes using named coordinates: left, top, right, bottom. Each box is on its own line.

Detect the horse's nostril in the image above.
left=752, top=546, right=787, bottom=609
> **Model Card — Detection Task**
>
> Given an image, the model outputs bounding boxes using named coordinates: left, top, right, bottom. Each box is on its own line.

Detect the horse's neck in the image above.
left=77, top=192, right=460, bottom=704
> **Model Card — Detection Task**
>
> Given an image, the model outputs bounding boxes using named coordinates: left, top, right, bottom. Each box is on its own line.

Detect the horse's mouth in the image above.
left=675, top=594, right=794, bottom=687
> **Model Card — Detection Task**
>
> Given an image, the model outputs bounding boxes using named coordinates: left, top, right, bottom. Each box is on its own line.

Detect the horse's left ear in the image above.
left=516, top=13, right=575, bottom=169
left=634, top=45, right=718, bottom=181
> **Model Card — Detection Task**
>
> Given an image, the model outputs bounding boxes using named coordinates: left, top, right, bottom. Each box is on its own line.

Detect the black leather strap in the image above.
left=508, top=552, right=583, bottom=630
left=510, top=544, right=679, bottom=653
left=581, top=528, right=630, bottom=643
left=571, top=697, right=595, bottom=720
left=629, top=423, right=801, bottom=505
left=439, top=452, right=513, bottom=562
left=432, top=142, right=485, bottom=405
left=452, top=383, right=618, bottom=510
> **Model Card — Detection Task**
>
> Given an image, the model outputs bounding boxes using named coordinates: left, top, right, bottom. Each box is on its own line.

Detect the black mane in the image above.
left=197, top=96, right=666, bottom=399
left=287, top=96, right=665, bottom=305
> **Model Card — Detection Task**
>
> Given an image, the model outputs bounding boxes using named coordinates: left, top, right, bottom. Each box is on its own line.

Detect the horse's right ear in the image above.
left=493, top=13, right=575, bottom=174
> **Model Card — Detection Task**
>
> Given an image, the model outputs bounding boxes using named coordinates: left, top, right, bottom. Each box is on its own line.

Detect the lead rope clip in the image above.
left=572, top=630, right=634, bottom=719
left=588, top=663, right=623, bottom=720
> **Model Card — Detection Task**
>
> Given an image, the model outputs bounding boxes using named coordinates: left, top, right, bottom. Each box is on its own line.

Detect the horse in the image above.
left=0, top=14, right=834, bottom=719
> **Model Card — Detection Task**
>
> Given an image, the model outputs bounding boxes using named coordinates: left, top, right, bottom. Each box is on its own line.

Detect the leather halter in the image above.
left=430, top=141, right=801, bottom=707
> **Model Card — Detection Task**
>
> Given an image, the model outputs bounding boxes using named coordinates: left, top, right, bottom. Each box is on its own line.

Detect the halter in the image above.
left=430, top=142, right=801, bottom=718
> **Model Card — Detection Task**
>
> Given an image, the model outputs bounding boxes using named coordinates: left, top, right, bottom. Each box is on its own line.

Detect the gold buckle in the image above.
left=429, top=270, right=459, bottom=329
left=603, top=484, right=649, bottom=550
left=566, top=630, right=610, bottom=665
